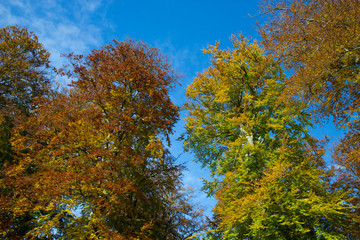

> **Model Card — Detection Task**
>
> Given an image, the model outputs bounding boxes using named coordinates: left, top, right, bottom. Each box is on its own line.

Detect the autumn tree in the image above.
left=0, top=25, right=51, bottom=166
left=259, top=0, right=360, bottom=235
left=259, top=0, right=360, bottom=122
left=0, top=25, right=52, bottom=239
left=183, top=36, right=352, bottom=239
left=0, top=25, right=51, bottom=116
left=4, top=39, right=205, bottom=239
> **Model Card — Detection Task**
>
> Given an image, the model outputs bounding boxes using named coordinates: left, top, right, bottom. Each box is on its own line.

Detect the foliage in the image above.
left=0, top=25, right=52, bottom=239
left=0, top=25, right=51, bottom=117
left=259, top=0, right=360, bottom=125
left=183, top=36, right=352, bottom=239
left=259, top=0, right=360, bottom=236
left=0, top=25, right=51, bottom=165
left=2, top=37, right=206, bottom=239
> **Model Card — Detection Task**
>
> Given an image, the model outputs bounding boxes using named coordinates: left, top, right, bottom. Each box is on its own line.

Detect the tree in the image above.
left=0, top=25, right=52, bottom=239
left=259, top=0, right=360, bottom=235
left=183, top=36, right=352, bottom=239
left=0, top=25, right=51, bottom=166
left=332, top=130, right=360, bottom=237
left=0, top=25, right=51, bottom=117
left=259, top=0, right=360, bottom=125
left=4, top=39, right=205, bottom=239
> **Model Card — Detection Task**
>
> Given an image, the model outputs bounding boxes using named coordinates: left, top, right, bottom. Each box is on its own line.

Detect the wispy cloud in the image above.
left=0, top=0, right=109, bottom=70
left=152, top=38, right=206, bottom=109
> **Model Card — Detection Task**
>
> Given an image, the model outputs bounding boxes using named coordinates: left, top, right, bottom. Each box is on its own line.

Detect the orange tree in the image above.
left=0, top=25, right=52, bottom=239
left=183, top=36, right=352, bottom=239
left=4, top=39, right=205, bottom=239
left=259, top=0, right=360, bottom=235
left=0, top=25, right=51, bottom=170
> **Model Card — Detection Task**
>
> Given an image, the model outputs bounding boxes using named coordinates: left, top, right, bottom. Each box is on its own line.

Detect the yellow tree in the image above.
left=4, top=40, right=205, bottom=239
left=259, top=0, right=360, bottom=235
left=183, top=36, right=352, bottom=239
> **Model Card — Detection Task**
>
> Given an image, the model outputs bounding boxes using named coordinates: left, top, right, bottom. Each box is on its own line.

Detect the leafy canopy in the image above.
left=183, top=36, right=352, bottom=239
left=2, top=37, right=205, bottom=239
left=0, top=25, right=52, bottom=239
left=259, top=0, right=360, bottom=236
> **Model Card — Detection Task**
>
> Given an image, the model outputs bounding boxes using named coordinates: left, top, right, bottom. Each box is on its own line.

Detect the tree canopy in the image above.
left=259, top=0, right=360, bottom=236
left=0, top=25, right=51, bottom=117
left=0, top=25, right=53, bottom=239
left=1, top=34, right=205, bottom=239
left=183, top=36, right=352, bottom=239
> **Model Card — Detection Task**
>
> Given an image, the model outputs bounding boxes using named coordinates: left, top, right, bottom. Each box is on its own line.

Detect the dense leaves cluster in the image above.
left=0, top=25, right=53, bottom=239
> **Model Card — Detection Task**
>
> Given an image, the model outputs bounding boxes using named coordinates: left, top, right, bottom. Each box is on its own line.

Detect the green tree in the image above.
left=183, top=36, right=351, bottom=239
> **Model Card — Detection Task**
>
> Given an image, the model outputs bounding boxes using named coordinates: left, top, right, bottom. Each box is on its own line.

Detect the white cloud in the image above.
left=0, top=0, right=111, bottom=86
left=77, top=0, right=103, bottom=12
left=154, top=38, right=198, bottom=74
left=0, top=0, right=107, bottom=71
left=8, top=0, right=29, bottom=9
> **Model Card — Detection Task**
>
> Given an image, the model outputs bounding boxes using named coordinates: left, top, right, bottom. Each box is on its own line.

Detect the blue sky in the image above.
left=0, top=0, right=343, bottom=217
